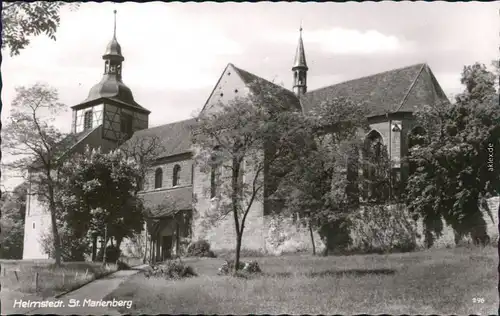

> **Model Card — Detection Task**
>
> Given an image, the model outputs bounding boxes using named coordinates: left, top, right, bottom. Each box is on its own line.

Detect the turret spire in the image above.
left=113, top=10, right=117, bottom=39
left=292, top=24, right=308, bottom=96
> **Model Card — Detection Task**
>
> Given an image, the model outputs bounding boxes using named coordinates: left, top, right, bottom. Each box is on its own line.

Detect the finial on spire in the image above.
left=113, top=10, right=117, bottom=38
left=299, top=19, right=303, bottom=33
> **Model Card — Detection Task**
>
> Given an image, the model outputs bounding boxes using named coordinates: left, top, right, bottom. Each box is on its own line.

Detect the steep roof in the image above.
left=301, top=63, right=427, bottom=117
left=126, top=118, right=196, bottom=159
left=30, top=125, right=102, bottom=170
left=232, top=64, right=302, bottom=111
left=140, top=186, right=193, bottom=218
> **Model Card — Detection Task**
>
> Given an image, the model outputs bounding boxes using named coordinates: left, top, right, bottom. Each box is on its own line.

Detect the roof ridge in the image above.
left=232, top=64, right=291, bottom=93
left=306, top=63, right=426, bottom=95
left=393, top=63, right=426, bottom=113
left=143, top=118, right=196, bottom=131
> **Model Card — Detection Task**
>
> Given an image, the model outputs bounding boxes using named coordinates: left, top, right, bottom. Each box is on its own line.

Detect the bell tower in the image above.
left=70, top=10, right=150, bottom=142
left=103, top=10, right=124, bottom=80
left=292, top=26, right=308, bottom=97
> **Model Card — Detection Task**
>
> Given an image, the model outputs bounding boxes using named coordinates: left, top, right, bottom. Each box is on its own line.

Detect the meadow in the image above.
left=105, top=246, right=498, bottom=315
left=0, top=258, right=141, bottom=315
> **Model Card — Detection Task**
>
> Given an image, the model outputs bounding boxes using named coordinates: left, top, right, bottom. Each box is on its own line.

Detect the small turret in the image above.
left=292, top=26, right=308, bottom=97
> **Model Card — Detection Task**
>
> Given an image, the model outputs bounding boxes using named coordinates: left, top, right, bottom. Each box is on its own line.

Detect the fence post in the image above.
left=75, top=272, right=78, bottom=281
left=85, top=269, right=88, bottom=279
left=35, top=272, right=39, bottom=291
left=62, top=272, right=65, bottom=285
left=14, top=271, right=19, bottom=282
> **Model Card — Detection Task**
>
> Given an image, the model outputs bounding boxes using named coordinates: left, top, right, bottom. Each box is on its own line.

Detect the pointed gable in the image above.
left=201, top=63, right=301, bottom=115
left=301, top=63, right=447, bottom=117
left=200, top=63, right=250, bottom=115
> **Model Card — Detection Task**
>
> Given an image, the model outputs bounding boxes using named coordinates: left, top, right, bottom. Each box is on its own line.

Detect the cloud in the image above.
left=267, top=27, right=415, bottom=55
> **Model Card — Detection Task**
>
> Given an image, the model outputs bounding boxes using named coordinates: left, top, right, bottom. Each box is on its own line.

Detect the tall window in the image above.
left=210, top=147, right=221, bottom=198
left=154, top=168, right=163, bottom=189
left=238, top=159, right=245, bottom=196
left=172, top=164, right=181, bottom=186
left=210, top=166, right=217, bottom=198
left=84, top=110, right=93, bottom=130
left=363, top=130, right=387, bottom=201
left=408, top=126, right=427, bottom=176
left=121, top=113, right=133, bottom=137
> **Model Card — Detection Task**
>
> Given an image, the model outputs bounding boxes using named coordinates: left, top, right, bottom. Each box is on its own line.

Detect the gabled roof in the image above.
left=30, top=125, right=102, bottom=170
left=200, top=63, right=302, bottom=114
left=301, top=63, right=428, bottom=117
left=232, top=64, right=302, bottom=111
left=126, top=118, right=196, bottom=159
left=140, top=186, right=193, bottom=218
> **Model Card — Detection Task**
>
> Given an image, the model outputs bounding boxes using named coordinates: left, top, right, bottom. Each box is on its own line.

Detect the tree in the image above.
left=0, top=182, right=28, bottom=259
left=274, top=96, right=371, bottom=254
left=1, top=2, right=79, bottom=56
left=3, top=83, right=73, bottom=266
left=405, top=62, right=500, bottom=247
left=119, top=134, right=166, bottom=262
left=192, top=81, right=308, bottom=273
left=56, top=147, right=145, bottom=262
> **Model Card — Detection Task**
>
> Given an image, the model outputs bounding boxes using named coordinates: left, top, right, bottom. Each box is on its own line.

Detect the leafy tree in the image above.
left=0, top=182, right=28, bottom=259
left=1, top=2, right=79, bottom=56
left=192, top=81, right=308, bottom=273
left=274, top=97, right=369, bottom=254
left=405, top=62, right=500, bottom=247
left=3, top=83, right=73, bottom=266
left=56, top=147, right=145, bottom=262
left=119, top=134, right=166, bottom=262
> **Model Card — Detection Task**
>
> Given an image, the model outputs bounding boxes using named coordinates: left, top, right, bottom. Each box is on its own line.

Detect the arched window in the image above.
left=32, top=222, right=36, bottom=229
left=172, top=164, right=181, bottom=187
left=154, top=168, right=163, bottom=189
left=238, top=159, right=245, bottom=196
left=363, top=130, right=388, bottom=201
left=210, top=147, right=221, bottom=198
left=365, top=130, right=384, bottom=161
left=408, top=126, right=427, bottom=175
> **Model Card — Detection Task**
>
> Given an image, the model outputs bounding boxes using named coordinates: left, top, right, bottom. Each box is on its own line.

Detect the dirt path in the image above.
left=2, top=265, right=148, bottom=316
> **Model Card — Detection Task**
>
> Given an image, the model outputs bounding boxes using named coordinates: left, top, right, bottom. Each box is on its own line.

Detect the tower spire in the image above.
left=113, top=10, right=117, bottom=39
left=292, top=24, right=308, bottom=96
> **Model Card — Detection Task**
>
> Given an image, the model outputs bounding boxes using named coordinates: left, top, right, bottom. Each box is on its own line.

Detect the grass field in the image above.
left=105, top=247, right=498, bottom=315
left=0, top=260, right=118, bottom=298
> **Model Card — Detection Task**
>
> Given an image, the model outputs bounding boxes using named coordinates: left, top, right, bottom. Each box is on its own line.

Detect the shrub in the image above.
left=218, top=260, right=261, bottom=275
left=97, top=245, right=122, bottom=263
left=117, top=260, right=131, bottom=270
left=347, top=204, right=418, bottom=254
left=145, top=260, right=197, bottom=279
left=186, top=240, right=216, bottom=258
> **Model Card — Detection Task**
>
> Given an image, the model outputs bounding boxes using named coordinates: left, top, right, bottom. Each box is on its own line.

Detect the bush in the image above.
left=97, top=245, right=122, bottom=263
left=117, top=260, right=131, bottom=270
left=145, top=260, right=197, bottom=279
left=348, top=204, right=418, bottom=254
left=218, top=260, right=261, bottom=275
left=186, top=240, right=216, bottom=258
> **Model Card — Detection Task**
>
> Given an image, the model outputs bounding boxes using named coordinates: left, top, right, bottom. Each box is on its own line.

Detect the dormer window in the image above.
left=84, top=110, right=93, bottom=130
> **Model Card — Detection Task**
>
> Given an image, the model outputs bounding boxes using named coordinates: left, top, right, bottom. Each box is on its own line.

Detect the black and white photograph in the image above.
left=1, top=1, right=499, bottom=315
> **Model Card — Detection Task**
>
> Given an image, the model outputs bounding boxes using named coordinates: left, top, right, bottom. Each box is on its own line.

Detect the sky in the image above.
left=1, top=2, right=499, bottom=190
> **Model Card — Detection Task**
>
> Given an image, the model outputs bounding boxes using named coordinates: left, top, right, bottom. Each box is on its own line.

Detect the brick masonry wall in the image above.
left=192, top=154, right=266, bottom=252
left=144, top=159, right=194, bottom=192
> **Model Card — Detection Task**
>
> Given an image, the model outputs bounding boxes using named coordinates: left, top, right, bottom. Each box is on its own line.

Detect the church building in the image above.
left=23, top=13, right=450, bottom=260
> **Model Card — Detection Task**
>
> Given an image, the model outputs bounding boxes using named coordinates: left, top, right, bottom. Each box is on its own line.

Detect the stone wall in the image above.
left=144, top=158, right=193, bottom=192
left=192, top=155, right=266, bottom=252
